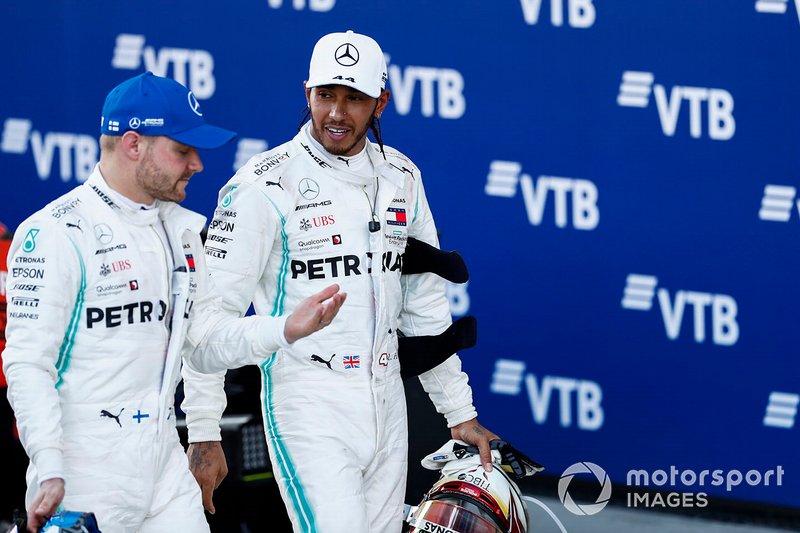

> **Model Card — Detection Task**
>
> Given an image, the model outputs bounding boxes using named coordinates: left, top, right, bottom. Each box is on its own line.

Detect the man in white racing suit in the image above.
left=3, top=72, right=344, bottom=533
left=184, top=31, right=500, bottom=533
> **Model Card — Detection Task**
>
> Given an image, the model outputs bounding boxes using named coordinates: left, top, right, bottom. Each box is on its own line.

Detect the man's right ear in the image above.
left=120, top=131, right=143, bottom=160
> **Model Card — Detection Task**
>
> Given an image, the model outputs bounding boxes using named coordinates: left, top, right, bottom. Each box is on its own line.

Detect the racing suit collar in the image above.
left=298, top=122, right=405, bottom=189
left=87, top=165, right=160, bottom=226
left=158, top=200, right=206, bottom=237
left=86, top=165, right=205, bottom=235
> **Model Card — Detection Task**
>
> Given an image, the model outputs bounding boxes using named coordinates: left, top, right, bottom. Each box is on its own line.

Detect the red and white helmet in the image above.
left=406, top=441, right=532, bottom=533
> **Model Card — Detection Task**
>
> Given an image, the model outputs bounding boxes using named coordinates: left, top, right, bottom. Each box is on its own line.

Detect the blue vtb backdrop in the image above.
left=1, top=0, right=798, bottom=510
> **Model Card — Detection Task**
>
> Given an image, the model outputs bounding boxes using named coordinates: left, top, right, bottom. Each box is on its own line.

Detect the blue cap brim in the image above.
left=169, top=124, right=237, bottom=149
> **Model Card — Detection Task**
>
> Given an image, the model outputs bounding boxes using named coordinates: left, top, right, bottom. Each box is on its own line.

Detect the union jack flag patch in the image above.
left=343, top=355, right=360, bottom=369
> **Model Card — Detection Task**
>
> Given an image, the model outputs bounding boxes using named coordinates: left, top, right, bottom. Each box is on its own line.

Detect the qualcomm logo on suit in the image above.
left=485, top=161, right=599, bottom=230
left=621, top=274, right=739, bottom=346
left=617, top=71, right=735, bottom=141
left=490, top=359, right=604, bottom=431
left=1, top=118, right=96, bottom=182
left=112, top=34, right=216, bottom=99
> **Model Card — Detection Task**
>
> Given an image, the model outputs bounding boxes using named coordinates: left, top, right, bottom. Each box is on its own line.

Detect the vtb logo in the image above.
left=755, top=0, right=800, bottom=22
left=1, top=118, right=97, bottom=182
left=112, top=34, right=216, bottom=99
left=759, top=185, right=800, bottom=222
left=763, top=391, right=799, bottom=429
left=234, top=138, right=268, bottom=171
left=388, top=60, right=465, bottom=119
left=520, top=0, right=596, bottom=28
left=617, top=71, right=735, bottom=140
left=486, top=161, right=599, bottom=230
left=266, top=0, right=334, bottom=11
left=446, top=281, right=470, bottom=317
left=621, top=273, right=739, bottom=346
left=490, top=359, right=604, bottom=431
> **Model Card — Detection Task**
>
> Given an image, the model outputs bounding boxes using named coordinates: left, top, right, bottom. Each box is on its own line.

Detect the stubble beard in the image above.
left=136, top=146, right=189, bottom=203
left=313, top=117, right=372, bottom=157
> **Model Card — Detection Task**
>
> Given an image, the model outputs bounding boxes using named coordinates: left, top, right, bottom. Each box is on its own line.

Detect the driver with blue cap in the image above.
left=3, top=72, right=345, bottom=533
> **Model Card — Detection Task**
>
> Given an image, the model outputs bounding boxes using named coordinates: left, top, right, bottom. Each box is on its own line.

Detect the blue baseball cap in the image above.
left=100, top=72, right=236, bottom=149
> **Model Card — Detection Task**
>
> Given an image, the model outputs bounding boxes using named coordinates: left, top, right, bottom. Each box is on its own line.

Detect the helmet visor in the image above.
left=409, top=500, right=502, bottom=533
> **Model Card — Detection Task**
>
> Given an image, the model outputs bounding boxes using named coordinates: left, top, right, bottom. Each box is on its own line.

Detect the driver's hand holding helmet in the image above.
left=405, top=439, right=543, bottom=533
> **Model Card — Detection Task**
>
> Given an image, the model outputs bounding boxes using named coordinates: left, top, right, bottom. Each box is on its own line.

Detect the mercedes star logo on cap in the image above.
left=187, top=91, right=203, bottom=116
left=335, top=43, right=359, bottom=66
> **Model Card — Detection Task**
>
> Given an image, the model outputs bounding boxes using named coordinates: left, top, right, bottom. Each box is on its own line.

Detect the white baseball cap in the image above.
left=306, top=30, right=388, bottom=98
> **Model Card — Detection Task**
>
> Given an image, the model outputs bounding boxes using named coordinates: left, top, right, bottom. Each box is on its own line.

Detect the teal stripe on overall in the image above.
left=259, top=198, right=316, bottom=532
left=55, top=238, right=86, bottom=389
left=412, top=176, right=422, bottom=224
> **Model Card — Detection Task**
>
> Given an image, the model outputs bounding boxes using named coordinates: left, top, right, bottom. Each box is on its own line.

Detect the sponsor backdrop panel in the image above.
left=1, top=0, right=798, bottom=511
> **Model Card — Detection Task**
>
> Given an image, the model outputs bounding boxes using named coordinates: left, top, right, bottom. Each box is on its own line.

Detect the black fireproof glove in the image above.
left=454, top=439, right=545, bottom=478
left=401, top=237, right=468, bottom=284
left=397, top=316, right=477, bottom=379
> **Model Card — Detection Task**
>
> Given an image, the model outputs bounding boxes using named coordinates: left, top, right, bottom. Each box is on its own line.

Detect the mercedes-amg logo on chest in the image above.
left=298, top=178, right=320, bottom=200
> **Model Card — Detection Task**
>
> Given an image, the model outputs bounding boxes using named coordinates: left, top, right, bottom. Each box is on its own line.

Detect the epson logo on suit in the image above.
left=1, top=118, right=97, bottom=182
left=617, top=71, right=735, bottom=140
left=520, top=0, right=596, bottom=28
left=12, top=267, right=44, bottom=279
left=621, top=274, right=739, bottom=346
left=208, top=220, right=234, bottom=232
left=112, top=34, right=216, bottom=99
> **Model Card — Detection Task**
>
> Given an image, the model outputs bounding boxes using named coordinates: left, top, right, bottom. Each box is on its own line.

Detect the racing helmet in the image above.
left=40, top=511, right=102, bottom=533
left=406, top=441, right=535, bottom=533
